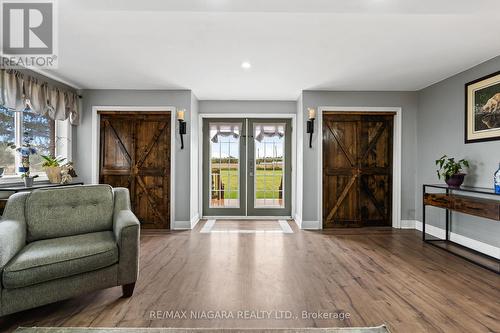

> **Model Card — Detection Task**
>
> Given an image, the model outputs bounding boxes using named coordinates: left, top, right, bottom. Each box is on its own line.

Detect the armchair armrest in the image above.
left=0, top=192, right=29, bottom=271
left=0, top=219, right=26, bottom=270
left=112, top=188, right=140, bottom=285
left=113, top=209, right=140, bottom=242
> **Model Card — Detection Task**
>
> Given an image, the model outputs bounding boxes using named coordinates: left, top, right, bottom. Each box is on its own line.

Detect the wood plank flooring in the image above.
left=1, top=221, right=499, bottom=333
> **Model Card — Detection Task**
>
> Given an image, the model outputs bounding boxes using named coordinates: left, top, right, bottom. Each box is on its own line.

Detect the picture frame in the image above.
left=465, top=71, right=500, bottom=143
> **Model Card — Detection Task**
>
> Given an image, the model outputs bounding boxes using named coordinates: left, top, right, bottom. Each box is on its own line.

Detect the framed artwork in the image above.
left=465, top=71, right=500, bottom=143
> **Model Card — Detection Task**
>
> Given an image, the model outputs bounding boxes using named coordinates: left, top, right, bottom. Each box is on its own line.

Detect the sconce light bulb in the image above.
left=308, top=107, right=316, bottom=120
left=177, top=109, right=186, bottom=121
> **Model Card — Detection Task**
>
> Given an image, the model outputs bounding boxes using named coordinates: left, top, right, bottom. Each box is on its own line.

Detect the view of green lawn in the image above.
left=213, top=167, right=283, bottom=199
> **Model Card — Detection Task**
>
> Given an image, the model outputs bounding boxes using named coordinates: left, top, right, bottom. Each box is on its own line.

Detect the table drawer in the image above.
left=453, top=196, right=500, bottom=221
left=424, top=193, right=452, bottom=209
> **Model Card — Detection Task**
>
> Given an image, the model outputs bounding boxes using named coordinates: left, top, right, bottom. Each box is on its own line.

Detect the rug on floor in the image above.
left=15, top=326, right=390, bottom=333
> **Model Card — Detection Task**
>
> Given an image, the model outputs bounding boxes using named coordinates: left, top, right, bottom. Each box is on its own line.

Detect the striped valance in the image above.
left=0, top=69, right=80, bottom=125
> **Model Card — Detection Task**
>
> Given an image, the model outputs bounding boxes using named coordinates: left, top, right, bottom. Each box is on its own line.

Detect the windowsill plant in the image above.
left=8, top=131, right=39, bottom=187
left=41, top=155, right=67, bottom=184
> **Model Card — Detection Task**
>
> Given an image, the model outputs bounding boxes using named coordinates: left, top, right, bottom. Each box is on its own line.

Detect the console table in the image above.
left=423, top=184, right=500, bottom=273
left=0, top=181, right=83, bottom=193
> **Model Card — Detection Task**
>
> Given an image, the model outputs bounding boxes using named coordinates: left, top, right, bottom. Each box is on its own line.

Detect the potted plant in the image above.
left=21, top=171, right=39, bottom=187
left=8, top=131, right=39, bottom=187
left=41, top=155, right=66, bottom=184
left=436, top=155, right=470, bottom=188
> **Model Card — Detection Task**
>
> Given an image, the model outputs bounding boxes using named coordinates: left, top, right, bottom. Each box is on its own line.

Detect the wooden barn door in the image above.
left=99, top=112, right=171, bottom=229
left=323, top=113, right=393, bottom=228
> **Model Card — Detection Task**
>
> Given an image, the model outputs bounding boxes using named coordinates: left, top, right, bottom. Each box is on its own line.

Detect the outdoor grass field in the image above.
left=213, top=167, right=283, bottom=199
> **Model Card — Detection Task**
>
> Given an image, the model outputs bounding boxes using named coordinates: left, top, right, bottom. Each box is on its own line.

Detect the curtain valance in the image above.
left=0, top=69, right=79, bottom=125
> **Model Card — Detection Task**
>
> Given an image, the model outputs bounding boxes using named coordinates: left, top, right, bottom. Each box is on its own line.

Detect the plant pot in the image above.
left=24, top=177, right=34, bottom=187
left=45, top=166, right=62, bottom=184
left=445, top=173, right=466, bottom=188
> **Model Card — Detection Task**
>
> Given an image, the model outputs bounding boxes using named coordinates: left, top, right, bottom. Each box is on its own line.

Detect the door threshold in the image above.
left=203, top=216, right=292, bottom=220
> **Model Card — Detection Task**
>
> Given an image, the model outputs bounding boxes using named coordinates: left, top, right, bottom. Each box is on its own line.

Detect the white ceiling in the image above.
left=48, top=0, right=500, bottom=100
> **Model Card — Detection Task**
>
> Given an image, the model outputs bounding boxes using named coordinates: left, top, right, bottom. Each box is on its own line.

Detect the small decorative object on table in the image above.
left=41, top=155, right=66, bottom=184
left=495, top=163, right=500, bottom=194
left=435, top=155, right=470, bottom=188
left=60, top=164, right=73, bottom=184
left=8, top=131, right=39, bottom=187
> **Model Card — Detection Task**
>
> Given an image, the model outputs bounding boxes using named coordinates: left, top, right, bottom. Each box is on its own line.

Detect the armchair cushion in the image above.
left=25, top=185, right=114, bottom=242
left=3, top=231, right=118, bottom=289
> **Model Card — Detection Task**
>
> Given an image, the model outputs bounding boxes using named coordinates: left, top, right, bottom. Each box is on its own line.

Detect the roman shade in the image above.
left=210, top=122, right=242, bottom=143
left=254, top=123, right=285, bottom=142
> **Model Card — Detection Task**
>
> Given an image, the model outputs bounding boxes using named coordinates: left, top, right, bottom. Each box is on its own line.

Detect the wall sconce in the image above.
left=307, top=107, right=316, bottom=148
left=177, top=109, right=187, bottom=150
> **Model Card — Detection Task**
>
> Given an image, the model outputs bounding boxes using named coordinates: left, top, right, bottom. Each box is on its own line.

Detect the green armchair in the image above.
left=0, top=185, right=140, bottom=316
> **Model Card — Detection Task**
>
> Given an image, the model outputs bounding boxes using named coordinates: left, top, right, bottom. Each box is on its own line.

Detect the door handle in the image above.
left=249, top=158, right=254, bottom=177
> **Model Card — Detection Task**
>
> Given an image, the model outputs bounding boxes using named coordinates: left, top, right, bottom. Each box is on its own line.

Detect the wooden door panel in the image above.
left=135, top=175, right=169, bottom=228
left=135, top=120, right=169, bottom=170
left=100, top=113, right=170, bottom=229
left=323, top=175, right=359, bottom=227
left=323, top=118, right=358, bottom=170
left=360, top=117, right=392, bottom=168
left=323, top=113, right=393, bottom=228
left=101, top=120, right=133, bottom=171
left=360, top=175, right=391, bottom=225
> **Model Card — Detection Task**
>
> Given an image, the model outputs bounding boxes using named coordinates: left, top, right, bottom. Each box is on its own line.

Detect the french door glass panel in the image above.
left=254, top=123, right=285, bottom=208
left=209, top=123, right=241, bottom=208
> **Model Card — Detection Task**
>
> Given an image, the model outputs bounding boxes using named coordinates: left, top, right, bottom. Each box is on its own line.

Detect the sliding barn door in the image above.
left=100, top=112, right=171, bottom=229
left=323, top=113, right=393, bottom=228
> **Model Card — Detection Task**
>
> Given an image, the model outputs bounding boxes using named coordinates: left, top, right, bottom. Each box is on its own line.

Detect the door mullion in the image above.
left=245, top=118, right=248, bottom=217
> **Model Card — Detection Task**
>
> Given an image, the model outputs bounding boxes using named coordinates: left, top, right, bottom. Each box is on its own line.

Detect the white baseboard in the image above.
left=293, top=213, right=302, bottom=229
left=415, top=221, right=500, bottom=259
left=173, top=214, right=200, bottom=230
left=172, top=220, right=192, bottom=230
left=301, top=220, right=322, bottom=230
left=190, top=213, right=200, bottom=229
left=400, top=219, right=417, bottom=229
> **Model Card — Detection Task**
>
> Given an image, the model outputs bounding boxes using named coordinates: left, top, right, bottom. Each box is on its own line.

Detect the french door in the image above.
left=202, top=118, right=292, bottom=217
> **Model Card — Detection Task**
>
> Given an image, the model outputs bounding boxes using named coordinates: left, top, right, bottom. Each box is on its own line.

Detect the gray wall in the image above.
left=417, top=56, right=500, bottom=247
left=199, top=100, right=296, bottom=114
left=301, top=91, right=419, bottom=223
left=76, top=90, right=193, bottom=223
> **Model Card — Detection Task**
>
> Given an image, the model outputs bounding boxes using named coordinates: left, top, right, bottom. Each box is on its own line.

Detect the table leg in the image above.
left=445, top=188, right=449, bottom=241
left=422, top=185, right=426, bottom=241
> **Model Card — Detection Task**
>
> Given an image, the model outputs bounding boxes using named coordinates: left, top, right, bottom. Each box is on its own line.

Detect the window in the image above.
left=0, top=108, right=16, bottom=176
left=23, top=112, right=55, bottom=174
left=0, top=107, right=66, bottom=179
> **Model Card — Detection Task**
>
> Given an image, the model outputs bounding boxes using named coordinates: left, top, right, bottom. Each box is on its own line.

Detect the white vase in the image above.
left=24, top=177, right=34, bottom=187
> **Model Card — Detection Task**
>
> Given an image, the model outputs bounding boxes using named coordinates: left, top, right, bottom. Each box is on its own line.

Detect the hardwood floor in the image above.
left=1, top=221, right=499, bottom=333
